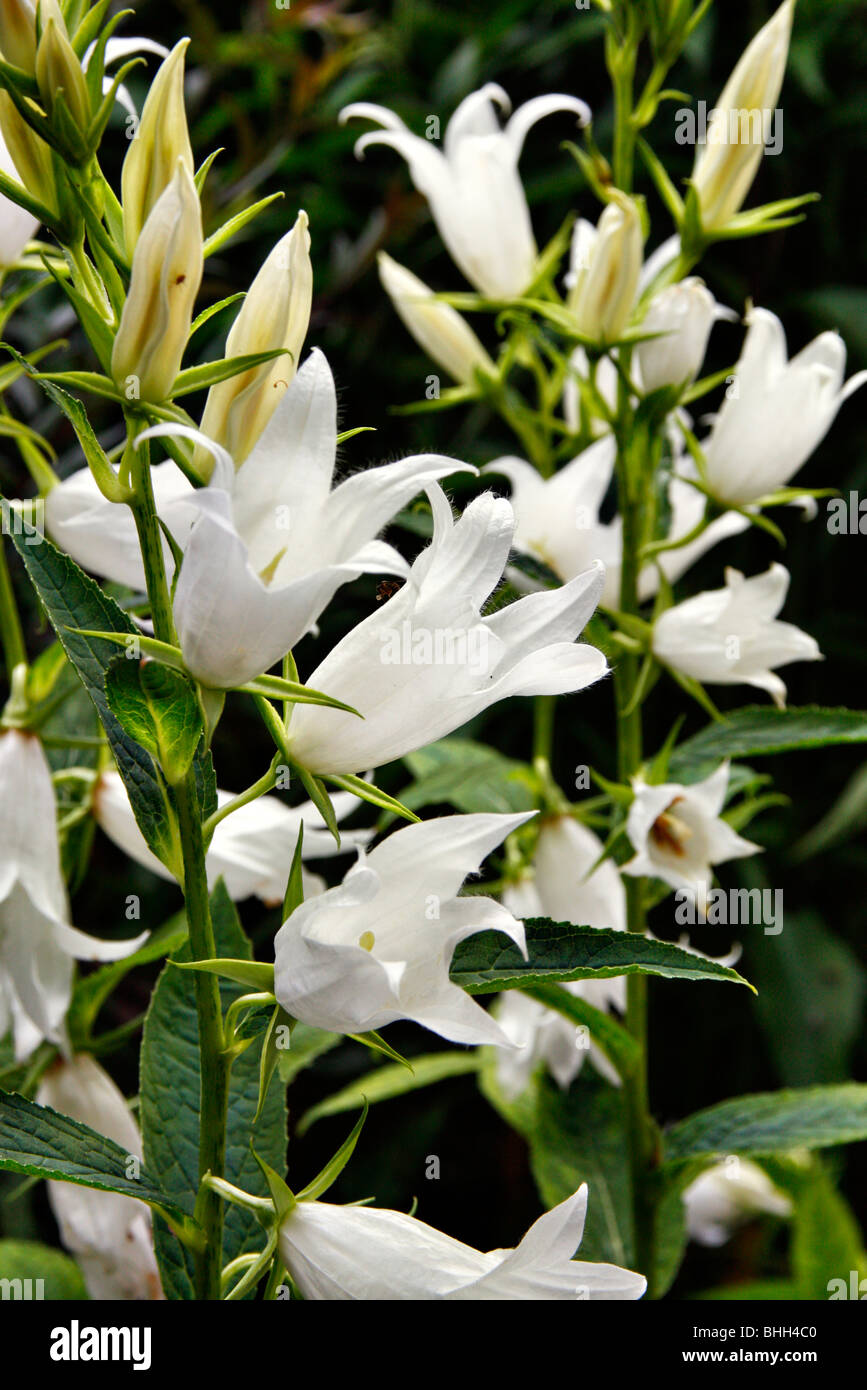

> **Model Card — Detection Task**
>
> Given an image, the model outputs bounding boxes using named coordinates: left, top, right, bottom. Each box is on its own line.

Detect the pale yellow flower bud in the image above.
left=111, top=161, right=203, bottom=403
left=121, top=38, right=194, bottom=257
left=0, top=88, right=57, bottom=216
left=35, top=0, right=90, bottom=131
left=378, top=251, right=496, bottom=388
left=569, top=195, right=643, bottom=345
left=0, top=0, right=37, bottom=73
left=196, top=210, right=313, bottom=471
left=691, top=0, right=795, bottom=231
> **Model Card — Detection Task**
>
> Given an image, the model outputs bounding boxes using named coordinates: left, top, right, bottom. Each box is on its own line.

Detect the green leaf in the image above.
left=202, top=192, right=283, bottom=259
left=0, top=1240, right=88, bottom=1299
left=662, top=1085, right=867, bottom=1166
left=172, top=348, right=287, bottom=398
left=761, top=1157, right=867, bottom=1301
left=323, top=772, right=419, bottom=824
left=296, top=1103, right=368, bottom=1202
left=791, top=761, right=867, bottom=859
left=0, top=1090, right=190, bottom=1224
left=174, top=958, right=275, bottom=993
left=10, top=527, right=216, bottom=869
left=402, top=738, right=536, bottom=814
left=450, top=918, right=753, bottom=994
left=106, top=657, right=203, bottom=784
left=298, top=1052, right=480, bottom=1133
left=139, top=881, right=287, bottom=1299
left=240, top=672, right=361, bottom=715
left=669, top=707, right=867, bottom=783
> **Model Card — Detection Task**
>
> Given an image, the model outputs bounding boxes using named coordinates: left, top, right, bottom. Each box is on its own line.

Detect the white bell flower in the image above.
left=622, top=763, right=760, bottom=900
left=0, top=731, right=147, bottom=1061
left=37, top=1053, right=163, bottom=1299
left=140, top=348, right=473, bottom=689
left=274, top=811, right=534, bottom=1046
left=702, top=308, right=867, bottom=506
left=377, top=251, right=496, bottom=386
left=93, top=767, right=369, bottom=905
left=0, top=126, right=39, bottom=264
left=278, top=1183, right=645, bottom=1300
left=683, top=1157, right=792, bottom=1247
left=495, top=816, right=627, bottom=1095
left=341, top=85, right=590, bottom=299
left=652, top=562, right=821, bottom=707
left=634, top=279, right=717, bottom=392
left=286, top=486, right=607, bottom=777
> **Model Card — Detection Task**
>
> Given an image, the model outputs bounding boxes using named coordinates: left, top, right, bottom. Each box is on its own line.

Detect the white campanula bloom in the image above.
left=623, top=763, right=760, bottom=900
left=93, top=768, right=370, bottom=905
left=484, top=442, right=747, bottom=609
left=341, top=85, right=590, bottom=299
left=279, top=1182, right=646, bottom=1300
left=37, top=1054, right=163, bottom=1299
left=652, top=563, right=821, bottom=707
left=140, top=349, right=472, bottom=689
left=634, top=279, right=717, bottom=393
left=377, top=251, right=496, bottom=386
left=702, top=308, right=867, bottom=506
left=0, top=731, right=147, bottom=1060
left=683, top=1158, right=792, bottom=1247
left=286, top=485, right=607, bottom=777
left=495, top=816, right=627, bottom=1095
left=274, top=812, right=534, bottom=1045
left=691, top=0, right=795, bottom=232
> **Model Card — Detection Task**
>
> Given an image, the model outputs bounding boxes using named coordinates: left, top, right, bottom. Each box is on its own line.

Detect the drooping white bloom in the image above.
left=495, top=816, right=627, bottom=1095
left=622, top=762, right=760, bottom=899
left=701, top=308, right=867, bottom=506
left=0, top=731, right=147, bottom=1060
left=341, top=85, right=590, bottom=299
left=483, top=439, right=622, bottom=607
left=652, top=563, right=821, bottom=707
left=691, top=0, right=795, bottom=232
left=377, top=251, right=496, bottom=386
left=683, top=1158, right=792, bottom=1247
left=37, top=1054, right=163, bottom=1299
left=275, top=812, right=534, bottom=1045
left=634, top=279, right=716, bottom=392
left=44, top=459, right=196, bottom=591
left=0, top=126, right=38, bottom=264
left=286, top=486, right=607, bottom=777
left=93, top=768, right=370, bottom=905
left=279, top=1183, right=646, bottom=1300
left=484, top=443, right=747, bottom=609
left=567, top=199, right=643, bottom=345
left=141, top=349, right=472, bottom=689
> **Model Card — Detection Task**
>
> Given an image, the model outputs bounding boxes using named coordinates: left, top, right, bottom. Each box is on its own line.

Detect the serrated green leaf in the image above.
left=140, top=881, right=287, bottom=1300
left=662, top=1085, right=867, bottom=1166
left=105, top=657, right=203, bottom=784
left=450, top=918, right=753, bottom=994
left=0, top=1089, right=190, bottom=1223
left=669, top=707, right=867, bottom=783
left=67, top=911, right=188, bottom=1049
left=402, top=738, right=536, bottom=815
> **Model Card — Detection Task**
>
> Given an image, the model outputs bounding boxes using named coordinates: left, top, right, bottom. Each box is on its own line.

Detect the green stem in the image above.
left=125, top=423, right=227, bottom=1300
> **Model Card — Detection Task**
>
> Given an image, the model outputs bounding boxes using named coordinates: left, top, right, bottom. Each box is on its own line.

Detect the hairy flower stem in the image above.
left=126, top=427, right=228, bottom=1300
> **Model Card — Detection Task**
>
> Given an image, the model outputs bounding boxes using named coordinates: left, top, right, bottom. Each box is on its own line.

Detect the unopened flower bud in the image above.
left=0, top=88, right=57, bottom=217
left=378, top=251, right=496, bottom=388
left=121, top=38, right=194, bottom=257
left=568, top=195, right=643, bottom=345
left=196, top=210, right=312, bottom=472
left=634, top=279, right=716, bottom=392
left=35, top=0, right=90, bottom=132
left=691, top=0, right=795, bottom=231
left=0, top=0, right=37, bottom=73
left=111, top=160, right=203, bottom=403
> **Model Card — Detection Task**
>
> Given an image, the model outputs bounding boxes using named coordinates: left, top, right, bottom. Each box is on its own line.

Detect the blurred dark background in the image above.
left=1, top=0, right=866, bottom=1295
